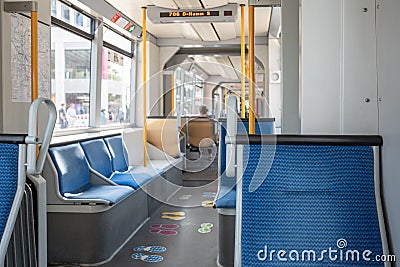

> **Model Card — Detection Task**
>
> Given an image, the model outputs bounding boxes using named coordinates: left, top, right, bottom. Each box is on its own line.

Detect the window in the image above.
left=52, top=0, right=91, bottom=34
left=51, top=0, right=136, bottom=132
left=51, top=3, right=93, bottom=130
left=174, top=67, right=204, bottom=115
left=61, top=4, right=70, bottom=21
left=75, top=12, right=83, bottom=27
left=101, top=27, right=133, bottom=126
left=65, top=49, right=91, bottom=79
left=51, top=0, right=56, bottom=16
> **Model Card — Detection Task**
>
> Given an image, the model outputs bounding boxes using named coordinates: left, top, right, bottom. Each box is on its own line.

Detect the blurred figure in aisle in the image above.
left=199, top=105, right=208, bottom=117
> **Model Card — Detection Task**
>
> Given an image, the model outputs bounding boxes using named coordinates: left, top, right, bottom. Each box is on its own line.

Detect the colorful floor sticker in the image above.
left=162, top=211, right=185, bottom=216
left=151, top=224, right=179, bottom=229
left=150, top=224, right=179, bottom=236
left=149, top=229, right=177, bottom=236
left=201, top=200, right=214, bottom=207
left=202, top=191, right=216, bottom=198
left=132, top=253, right=164, bottom=263
left=133, top=246, right=167, bottom=253
left=161, top=211, right=186, bottom=221
left=179, top=194, right=192, bottom=200
left=198, top=222, right=214, bottom=234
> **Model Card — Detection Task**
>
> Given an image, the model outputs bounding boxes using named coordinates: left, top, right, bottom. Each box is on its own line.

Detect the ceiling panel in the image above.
left=182, top=25, right=202, bottom=41
left=149, top=0, right=178, bottom=9
left=233, top=6, right=271, bottom=37
left=229, top=56, right=242, bottom=75
left=192, top=23, right=219, bottom=41
left=213, top=23, right=236, bottom=40
left=216, top=56, right=239, bottom=80
left=194, top=61, right=222, bottom=76
left=173, top=0, right=202, bottom=8
left=201, top=0, right=228, bottom=8
left=205, top=56, right=228, bottom=78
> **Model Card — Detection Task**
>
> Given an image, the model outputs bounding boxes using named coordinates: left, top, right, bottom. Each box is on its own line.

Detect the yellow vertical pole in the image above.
left=171, top=73, right=175, bottom=115
left=248, top=5, right=256, bottom=134
left=142, top=7, right=147, bottom=167
left=240, top=4, right=246, bottom=118
left=31, top=11, right=38, bottom=101
left=31, top=11, right=39, bottom=157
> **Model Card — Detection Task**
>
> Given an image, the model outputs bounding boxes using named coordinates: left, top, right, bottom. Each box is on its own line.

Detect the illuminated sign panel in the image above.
left=148, top=4, right=238, bottom=24
left=160, top=11, right=220, bottom=18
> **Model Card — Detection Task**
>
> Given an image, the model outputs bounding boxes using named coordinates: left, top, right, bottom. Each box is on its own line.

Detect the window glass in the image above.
left=174, top=67, right=204, bottom=115
left=103, top=27, right=132, bottom=53
left=100, top=47, right=131, bottom=125
left=51, top=0, right=91, bottom=34
left=51, top=25, right=91, bottom=130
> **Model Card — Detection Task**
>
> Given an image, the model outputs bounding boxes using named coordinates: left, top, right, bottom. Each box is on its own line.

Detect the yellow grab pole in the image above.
left=240, top=4, right=246, bottom=118
left=31, top=11, right=38, bottom=101
left=31, top=11, right=39, bottom=157
left=248, top=5, right=256, bottom=134
left=142, top=7, right=147, bottom=167
left=171, top=72, right=175, bottom=114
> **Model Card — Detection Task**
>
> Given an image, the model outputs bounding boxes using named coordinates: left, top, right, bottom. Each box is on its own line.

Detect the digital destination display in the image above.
left=148, top=4, right=238, bottom=24
left=160, top=11, right=220, bottom=18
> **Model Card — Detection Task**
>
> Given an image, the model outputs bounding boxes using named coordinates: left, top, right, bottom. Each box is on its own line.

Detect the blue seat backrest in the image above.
left=104, top=136, right=128, bottom=172
left=0, top=144, right=19, bottom=240
left=80, top=139, right=113, bottom=177
left=219, top=119, right=273, bottom=177
left=240, top=144, right=384, bottom=266
left=49, top=144, right=91, bottom=195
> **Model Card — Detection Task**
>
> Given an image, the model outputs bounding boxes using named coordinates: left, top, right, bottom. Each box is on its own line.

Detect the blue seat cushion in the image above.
left=63, top=184, right=134, bottom=204
left=104, top=136, right=129, bottom=172
left=49, top=144, right=91, bottom=195
left=80, top=139, right=113, bottom=177
left=215, top=186, right=236, bottom=208
left=0, top=143, right=19, bottom=239
left=110, top=167, right=163, bottom=189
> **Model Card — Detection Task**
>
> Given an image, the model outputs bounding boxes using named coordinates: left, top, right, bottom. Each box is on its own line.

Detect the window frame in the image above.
left=51, top=0, right=137, bottom=136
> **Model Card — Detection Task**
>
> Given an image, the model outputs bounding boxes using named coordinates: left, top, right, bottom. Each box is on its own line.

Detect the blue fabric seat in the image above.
left=216, top=119, right=274, bottom=208
left=238, top=144, right=385, bottom=266
left=214, top=185, right=236, bottom=209
left=103, top=136, right=130, bottom=172
left=110, top=166, right=162, bottom=189
left=81, top=137, right=162, bottom=189
left=49, top=143, right=134, bottom=204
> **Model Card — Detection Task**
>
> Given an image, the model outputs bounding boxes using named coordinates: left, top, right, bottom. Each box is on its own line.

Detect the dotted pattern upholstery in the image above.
left=0, top=144, right=19, bottom=241
left=240, top=144, right=384, bottom=266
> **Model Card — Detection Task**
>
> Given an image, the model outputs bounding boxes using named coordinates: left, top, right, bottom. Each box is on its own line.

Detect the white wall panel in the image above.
left=301, top=0, right=342, bottom=134
left=301, top=0, right=378, bottom=134
left=342, top=0, right=378, bottom=134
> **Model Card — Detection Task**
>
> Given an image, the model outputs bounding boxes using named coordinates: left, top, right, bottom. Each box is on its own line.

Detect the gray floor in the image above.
left=99, top=153, right=220, bottom=267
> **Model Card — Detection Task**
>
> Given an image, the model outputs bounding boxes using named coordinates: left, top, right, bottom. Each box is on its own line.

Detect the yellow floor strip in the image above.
left=162, top=211, right=186, bottom=216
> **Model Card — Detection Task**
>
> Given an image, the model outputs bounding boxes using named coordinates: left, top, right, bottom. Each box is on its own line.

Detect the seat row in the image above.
left=43, top=134, right=182, bottom=265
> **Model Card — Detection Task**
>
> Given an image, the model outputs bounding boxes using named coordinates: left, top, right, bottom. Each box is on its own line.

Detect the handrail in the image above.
left=227, top=134, right=383, bottom=146
left=226, top=95, right=238, bottom=177
left=26, top=98, right=57, bottom=175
